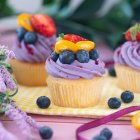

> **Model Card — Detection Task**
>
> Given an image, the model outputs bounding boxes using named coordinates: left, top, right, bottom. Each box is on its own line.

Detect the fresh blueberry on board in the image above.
left=108, top=97, right=121, bottom=109
left=36, top=96, right=51, bottom=109
left=39, top=126, right=53, bottom=139
left=108, top=67, right=116, bottom=77
left=50, top=51, right=59, bottom=62
left=92, top=135, right=107, bottom=140
left=100, top=128, right=112, bottom=140
left=76, top=50, right=89, bottom=63
left=16, top=27, right=27, bottom=41
left=24, top=32, right=38, bottom=44
left=89, top=48, right=99, bottom=60
left=121, top=91, right=134, bottom=103
left=59, top=50, right=75, bottom=64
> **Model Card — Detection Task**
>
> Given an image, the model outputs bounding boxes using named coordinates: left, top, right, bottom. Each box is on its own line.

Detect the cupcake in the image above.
left=114, top=22, right=140, bottom=93
left=10, top=13, right=56, bottom=86
left=45, top=34, right=105, bottom=108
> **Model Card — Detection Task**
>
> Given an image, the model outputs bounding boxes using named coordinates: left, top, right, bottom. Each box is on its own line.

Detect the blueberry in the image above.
left=50, top=51, right=59, bottom=62
left=24, top=32, right=38, bottom=44
left=16, top=27, right=27, bottom=41
left=39, top=126, right=53, bottom=139
left=108, top=97, right=121, bottom=109
left=76, top=50, right=89, bottom=63
left=36, top=96, right=51, bottom=109
left=100, top=128, right=112, bottom=140
left=108, top=67, right=116, bottom=77
left=59, top=50, right=75, bottom=64
left=121, top=91, right=134, bottom=103
left=92, top=135, right=107, bottom=140
left=89, top=48, right=99, bottom=60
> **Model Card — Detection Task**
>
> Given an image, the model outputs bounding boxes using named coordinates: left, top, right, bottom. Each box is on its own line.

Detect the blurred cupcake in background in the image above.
left=46, top=34, right=105, bottom=108
left=114, top=22, right=140, bottom=93
left=10, top=13, right=56, bottom=86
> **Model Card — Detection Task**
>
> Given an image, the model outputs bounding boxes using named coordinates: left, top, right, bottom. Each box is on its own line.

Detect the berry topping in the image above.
left=108, top=97, right=121, bottom=109
left=92, top=135, right=107, bottom=140
left=125, top=23, right=140, bottom=41
left=50, top=51, right=59, bottom=62
left=76, top=41, right=95, bottom=51
left=16, top=27, right=27, bottom=42
left=25, top=45, right=33, bottom=55
left=30, top=14, right=56, bottom=37
left=55, top=40, right=78, bottom=54
left=59, top=50, right=75, bottom=64
left=89, top=48, right=99, bottom=60
left=108, top=67, right=116, bottom=77
left=100, top=128, right=112, bottom=140
left=76, top=50, right=89, bottom=63
left=121, top=91, right=134, bottom=103
left=36, top=96, right=51, bottom=109
left=39, top=126, right=53, bottom=139
left=17, top=13, right=33, bottom=31
left=24, top=32, right=38, bottom=44
left=63, top=34, right=87, bottom=43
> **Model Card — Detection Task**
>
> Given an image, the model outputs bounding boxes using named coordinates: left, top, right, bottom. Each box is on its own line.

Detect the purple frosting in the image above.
left=46, top=58, right=105, bottom=80
left=114, top=41, right=140, bottom=70
left=13, top=33, right=56, bottom=63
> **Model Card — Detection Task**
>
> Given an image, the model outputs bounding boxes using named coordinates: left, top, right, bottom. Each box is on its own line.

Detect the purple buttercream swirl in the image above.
left=114, top=41, right=140, bottom=70
left=46, top=58, right=105, bottom=80
left=13, top=33, right=56, bottom=63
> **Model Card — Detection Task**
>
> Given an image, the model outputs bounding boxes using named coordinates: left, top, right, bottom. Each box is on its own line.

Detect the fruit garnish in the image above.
left=108, top=97, right=121, bottom=109
left=59, top=50, right=75, bottom=64
left=30, top=14, right=56, bottom=37
left=132, top=112, right=140, bottom=131
left=17, top=13, right=33, bottom=31
left=100, top=128, right=113, bottom=140
left=25, top=44, right=33, bottom=55
left=50, top=51, right=59, bottom=62
left=76, top=41, right=95, bottom=51
left=125, top=22, right=140, bottom=41
left=24, top=32, right=38, bottom=44
left=63, top=34, right=87, bottom=43
left=36, top=96, right=51, bottom=109
left=76, top=50, right=89, bottom=63
left=89, top=48, right=99, bottom=60
left=39, top=126, right=53, bottom=139
left=16, top=27, right=27, bottom=42
left=55, top=40, right=78, bottom=54
left=121, top=90, right=134, bottom=103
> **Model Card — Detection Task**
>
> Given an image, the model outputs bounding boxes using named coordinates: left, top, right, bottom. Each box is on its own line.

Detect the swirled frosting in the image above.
left=114, top=41, right=140, bottom=70
left=46, top=58, right=105, bottom=80
left=13, top=34, right=56, bottom=63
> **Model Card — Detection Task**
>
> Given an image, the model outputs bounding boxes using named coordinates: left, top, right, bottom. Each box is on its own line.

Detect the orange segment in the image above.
left=17, top=13, right=33, bottom=31
left=132, top=112, right=140, bottom=131
left=76, top=41, right=95, bottom=51
left=55, top=40, right=78, bottom=54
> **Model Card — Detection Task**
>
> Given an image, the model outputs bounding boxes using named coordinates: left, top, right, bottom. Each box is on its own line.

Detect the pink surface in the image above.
left=1, top=115, right=140, bottom=140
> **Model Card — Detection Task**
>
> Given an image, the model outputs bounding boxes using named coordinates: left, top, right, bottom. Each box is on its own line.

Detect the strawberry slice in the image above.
left=125, top=23, right=140, bottom=41
left=30, top=14, right=56, bottom=37
left=63, top=34, right=87, bottom=43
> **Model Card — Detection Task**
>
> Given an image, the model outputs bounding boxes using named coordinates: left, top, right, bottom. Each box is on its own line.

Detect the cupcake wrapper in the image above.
left=115, top=64, right=140, bottom=93
left=47, top=75, right=103, bottom=108
left=10, top=59, right=47, bottom=86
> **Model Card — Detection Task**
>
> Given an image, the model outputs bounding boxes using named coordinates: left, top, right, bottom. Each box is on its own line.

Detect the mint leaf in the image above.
left=130, top=27, right=136, bottom=40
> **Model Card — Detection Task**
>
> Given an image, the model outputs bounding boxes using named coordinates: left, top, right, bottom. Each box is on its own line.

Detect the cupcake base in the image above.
left=47, top=75, right=103, bottom=108
left=10, top=59, right=47, bottom=86
left=115, top=64, right=140, bottom=93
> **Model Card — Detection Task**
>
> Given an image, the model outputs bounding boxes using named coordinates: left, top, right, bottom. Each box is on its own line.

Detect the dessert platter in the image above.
left=0, top=13, right=140, bottom=140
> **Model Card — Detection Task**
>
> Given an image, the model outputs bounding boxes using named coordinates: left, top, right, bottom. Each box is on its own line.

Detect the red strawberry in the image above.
left=125, top=23, right=140, bottom=41
left=30, top=14, right=56, bottom=37
left=63, top=34, right=87, bottom=43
